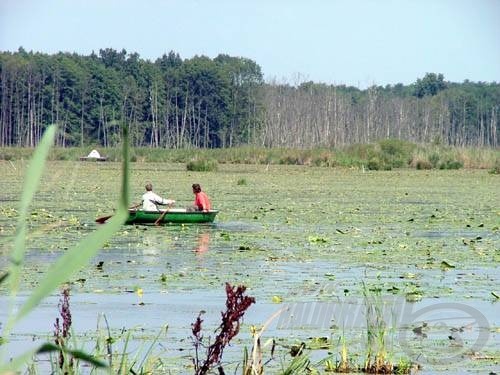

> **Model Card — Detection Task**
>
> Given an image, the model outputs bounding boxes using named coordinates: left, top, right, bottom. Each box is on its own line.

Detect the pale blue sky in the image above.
left=1, top=0, right=499, bottom=88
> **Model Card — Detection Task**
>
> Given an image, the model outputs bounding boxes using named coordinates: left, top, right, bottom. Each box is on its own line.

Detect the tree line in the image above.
left=1, top=48, right=498, bottom=148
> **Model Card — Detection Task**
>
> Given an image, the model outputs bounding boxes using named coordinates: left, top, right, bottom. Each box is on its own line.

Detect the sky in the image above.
left=1, top=0, right=499, bottom=88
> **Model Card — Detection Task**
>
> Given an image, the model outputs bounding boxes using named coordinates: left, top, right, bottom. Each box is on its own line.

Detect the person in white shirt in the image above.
left=142, top=183, right=175, bottom=211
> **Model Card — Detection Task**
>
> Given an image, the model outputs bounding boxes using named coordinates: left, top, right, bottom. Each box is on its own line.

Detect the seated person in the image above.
left=188, top=183, right=211, bottom=212
left=142, top=182, right=175, bottom=211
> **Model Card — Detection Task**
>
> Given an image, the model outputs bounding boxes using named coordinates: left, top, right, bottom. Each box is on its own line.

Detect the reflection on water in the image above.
left=194, top=232, right=210, bottom=254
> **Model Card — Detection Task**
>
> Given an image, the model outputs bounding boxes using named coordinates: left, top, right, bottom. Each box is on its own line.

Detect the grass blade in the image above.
left=0, top=342, right=109, bottom=374
left=37, top=342, right=108, bottom=368
left=9, top=125, right=56, bottom=297
left=136, top=325, right=168, bottom=371
left=0, top=272, right=9, bottom=286
left=15, top=210, right=128, bottom=322
left=2, top=125, right=56, bottom=349
left=14, top=125, right=130, bottom=323
left=0, top=347, right=39, bottom=374
left=118, top=329, right=133, bottom=374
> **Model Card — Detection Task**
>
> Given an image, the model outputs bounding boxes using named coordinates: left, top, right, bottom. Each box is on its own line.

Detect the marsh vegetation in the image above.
left=0, top=156, right=498, bottom=373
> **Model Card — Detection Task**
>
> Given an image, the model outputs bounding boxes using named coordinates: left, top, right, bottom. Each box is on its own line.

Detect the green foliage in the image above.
left=439, top=159, right=463, bottom=169
left=489, top=158, right=500, bottom=174
left=0, top=124, right=130, bottom=373
left=280, top=352, right=311, bottom=374
left=1, top=49, right=499, bottom=149
left=413, top=72, right=447, bottom=98
left=428, top=152, right=440, bottom=168
left=0, top=49, right=264, bottom=149
left=2, top=144, right=498, bottom=170
left=37, top=342, right=107, bottom=369
left=367, top=158, right=381, bottom=170
left=345, top=143, right=377, bottom=160
left=378, top=139, right=415, bottom=168
left=415, top=159, right=432, bottom=170
left=187, top=158, right=219, bottom=172
left=311, top=150, right=336, bottom=167
left=395, top=357, right=413, bottom=374
left=8, top=125, right=57, bottom=319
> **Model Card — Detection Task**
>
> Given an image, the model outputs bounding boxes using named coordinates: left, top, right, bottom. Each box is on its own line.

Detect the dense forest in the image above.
left=0, top=48, right=499, bottom=148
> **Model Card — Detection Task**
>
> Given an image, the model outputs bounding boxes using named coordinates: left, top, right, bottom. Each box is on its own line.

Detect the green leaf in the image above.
left=0, top=347, right=39, bottom=374
left=308, top=235, right=329, bottom=244
left=15, top=211, right=128, bottom=322
left=135, top=325, right=168, bottom=372
left=10, top=125, right=56, bottom=289
left=37, top=342, right=108, bottom=368
left=0, top=342, right=109, bottom=373
left=4, top=125, right=56, bottom=339
left=0, top=272, right=8, bottom=286
left=440, top=260, right=455, bottom=270
left=14, top=126, right=130, bottom=323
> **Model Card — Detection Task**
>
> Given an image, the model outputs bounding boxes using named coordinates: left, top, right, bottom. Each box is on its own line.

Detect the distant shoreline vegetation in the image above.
left=1, top=141, right=499, bottom=171
left=0, top=48, right=499, bottom=150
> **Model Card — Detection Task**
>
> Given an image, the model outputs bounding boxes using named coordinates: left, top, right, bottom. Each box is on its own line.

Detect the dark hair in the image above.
left=192, top=183, right=201, bottom=193
left=145, top=183, right=153, bottom=191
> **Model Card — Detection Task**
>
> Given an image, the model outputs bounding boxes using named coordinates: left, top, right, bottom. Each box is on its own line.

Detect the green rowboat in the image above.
left=125, top=208, right=218, bottom=225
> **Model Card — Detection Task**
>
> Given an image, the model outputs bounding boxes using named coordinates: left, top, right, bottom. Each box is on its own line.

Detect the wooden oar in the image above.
left=95, top=214, right=113, bottom=224
left=154, top=205, right=172, bottom=226
left=95, top=203, right=140, bottom=224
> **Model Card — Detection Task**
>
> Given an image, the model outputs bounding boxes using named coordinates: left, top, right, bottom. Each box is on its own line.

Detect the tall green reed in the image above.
left=0, top=124, right=131, bottom=373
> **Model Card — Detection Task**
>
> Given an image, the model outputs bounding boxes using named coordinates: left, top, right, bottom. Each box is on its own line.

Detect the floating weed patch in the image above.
left=306, top=336, right=330, bottom=350
left=308, top=235, right=329, bottom=244
left=440, top=260, right=455, bottom=270
left=271, top=295, right=283, bottom=303
left=405, top=290, right=424, bottom=302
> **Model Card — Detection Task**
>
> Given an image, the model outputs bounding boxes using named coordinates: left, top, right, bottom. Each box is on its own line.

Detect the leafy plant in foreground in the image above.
left=0, top=124, right=130, bottom=373
left=191, top=283, right=255, bottom=374
left=53, top=287, right=73, bottom=371
left=362, top=283, right=412, bottom=374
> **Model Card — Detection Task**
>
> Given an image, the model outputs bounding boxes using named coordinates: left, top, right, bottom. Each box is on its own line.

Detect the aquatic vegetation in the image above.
left=489, top=158, right=500, bottom=174
left=332, top=335, right=354, bottom=373
left=187, top=158, right=219, bottom=172
left=237, top=177, right=248, bottom=186
left=53, top=287, right=73, bottom=371
left=308, top=235, right=329, bottom=244
left=191, top=283, right=255, bottom=375
left=0, top=150, right=498, bottom=372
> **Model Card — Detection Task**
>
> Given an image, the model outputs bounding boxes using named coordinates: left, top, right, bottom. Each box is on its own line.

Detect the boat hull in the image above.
left=125, top=209, right=218, bottom=225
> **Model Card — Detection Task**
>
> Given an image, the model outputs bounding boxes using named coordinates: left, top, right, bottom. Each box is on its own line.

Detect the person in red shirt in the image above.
left=190, top=183, right=211, bottom=212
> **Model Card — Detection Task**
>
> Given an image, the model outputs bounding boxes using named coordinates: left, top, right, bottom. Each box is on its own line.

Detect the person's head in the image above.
left=192, top=183, right=201, bottom=194
left=145, top=183, right=153, bottom=191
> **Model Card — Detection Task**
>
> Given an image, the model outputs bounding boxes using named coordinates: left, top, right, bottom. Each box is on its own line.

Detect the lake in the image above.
left=0, top=161, right=498, bottom=373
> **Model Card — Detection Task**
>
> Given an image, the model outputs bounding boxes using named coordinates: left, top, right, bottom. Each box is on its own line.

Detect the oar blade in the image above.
left=95, top=215, right=113, bottom=224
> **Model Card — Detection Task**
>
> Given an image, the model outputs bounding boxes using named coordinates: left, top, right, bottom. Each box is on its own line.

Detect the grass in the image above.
left=489, top=157, right=500, bottom=174
left=26, top=290, right=170, bottom=374
left=362, top=282, right=394, bottom=373
left=1, top=141, right=498, bottom=169
left=186, top=158, right=219, bottom=172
